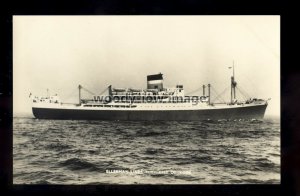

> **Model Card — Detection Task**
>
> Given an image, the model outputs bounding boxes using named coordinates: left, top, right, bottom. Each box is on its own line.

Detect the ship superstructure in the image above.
left=31, top=68, right=269, bottom=120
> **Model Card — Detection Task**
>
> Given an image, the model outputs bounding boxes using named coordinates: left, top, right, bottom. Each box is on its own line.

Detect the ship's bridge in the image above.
left=164, top=85, right=184, bottom=97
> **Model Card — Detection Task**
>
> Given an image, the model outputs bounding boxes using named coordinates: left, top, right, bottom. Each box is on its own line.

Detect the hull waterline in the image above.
left=32, top=104, right=267, bottom=121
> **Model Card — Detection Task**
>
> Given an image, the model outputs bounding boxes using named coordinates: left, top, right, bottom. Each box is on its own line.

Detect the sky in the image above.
left=13, top=16, right=280, bottom=117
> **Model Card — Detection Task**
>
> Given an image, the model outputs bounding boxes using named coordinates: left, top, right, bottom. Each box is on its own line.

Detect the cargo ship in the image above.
left=31, top=67, right=269, bottom=120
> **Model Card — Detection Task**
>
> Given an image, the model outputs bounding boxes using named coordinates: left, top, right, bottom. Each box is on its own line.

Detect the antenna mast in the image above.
left=78, top=85, right=82, bottom=104
left=208, top=84, right=211, bottom=105
left=230, top=61, right=237, bottom=104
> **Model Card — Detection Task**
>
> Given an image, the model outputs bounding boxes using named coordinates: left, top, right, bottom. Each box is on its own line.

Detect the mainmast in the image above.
left=230, top=61, right=237, bottom=104
left=78, top=84, right=82, bottom=104
left=208, top=84, right=211, bottom=105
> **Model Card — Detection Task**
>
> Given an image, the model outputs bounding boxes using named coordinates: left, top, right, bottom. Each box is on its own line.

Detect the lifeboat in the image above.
left=113, top=88, right=126, bottom=92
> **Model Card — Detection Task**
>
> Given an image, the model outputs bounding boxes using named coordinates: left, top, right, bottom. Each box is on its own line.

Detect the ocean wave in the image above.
left=144, top=148, right=165, bottom=155
left=254, top=158, right=277, bottom=169
left=58, top=158, right=100, bottom=171
left=30, top=180, right=51, bottom=184
left=13, top=117, right=280, bottom=184
left=136, top=130, right=169, bottom=137
left=45, top=143, right=73, bottom=151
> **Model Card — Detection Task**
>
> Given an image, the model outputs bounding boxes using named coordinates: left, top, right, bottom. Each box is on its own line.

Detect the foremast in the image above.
left=230, top=61, right=237, bottom=104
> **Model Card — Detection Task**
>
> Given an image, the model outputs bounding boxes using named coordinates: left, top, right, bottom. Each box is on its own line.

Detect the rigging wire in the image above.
left=235, top=90, right=246, bottom=102
left=211, top=87, right=230, bottom=103
left=236, top=86, right=251, bottom=100
left=186, top=86, right=203, bottom=96
left=211, top=86, right=226, bottom=103
left=63, top=86, right=80, bottom=102
left=98, top=86, right=109, bottom=95
left=81, top=86, right=96, bottom=96
left=81, top=85, right=110, bottom=99
left=186, top=84, right=229, bottom=103
left=239, top=74, right=258, bottom=97
left=237, top=17, right=279, bottom=60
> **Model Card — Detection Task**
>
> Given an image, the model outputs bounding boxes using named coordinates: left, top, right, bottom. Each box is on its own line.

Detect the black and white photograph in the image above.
left=13, top=15, right=280, bottom=184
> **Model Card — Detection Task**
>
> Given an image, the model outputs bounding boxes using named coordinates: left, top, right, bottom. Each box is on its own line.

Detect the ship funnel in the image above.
left=147, top=73, right=163, bottom=91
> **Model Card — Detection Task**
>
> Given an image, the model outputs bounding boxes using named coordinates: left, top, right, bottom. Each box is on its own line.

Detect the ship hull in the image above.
left=32, top=104, right=267, bottom=120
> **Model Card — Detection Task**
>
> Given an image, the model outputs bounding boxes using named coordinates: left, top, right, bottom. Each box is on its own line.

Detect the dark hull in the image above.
left=32, top=104, right=267, bottom=120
